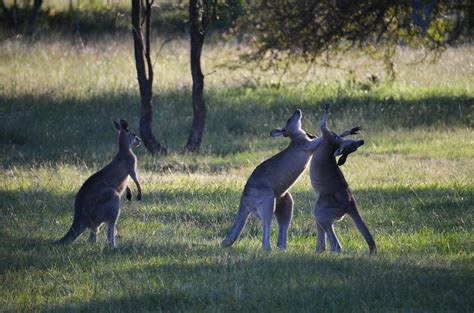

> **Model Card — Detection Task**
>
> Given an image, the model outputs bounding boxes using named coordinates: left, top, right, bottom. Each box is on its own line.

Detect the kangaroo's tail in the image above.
left=222, top=202, right=250, bottom=247
left=55, top=205, right=85, bottom=245
left=348, top=198, right=376, bottom=254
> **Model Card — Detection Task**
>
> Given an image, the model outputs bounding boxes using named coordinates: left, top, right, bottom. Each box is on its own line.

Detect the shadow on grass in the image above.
left=1, top=88, right=472, bottom=168
left=45, top=253, right=473, bottom=312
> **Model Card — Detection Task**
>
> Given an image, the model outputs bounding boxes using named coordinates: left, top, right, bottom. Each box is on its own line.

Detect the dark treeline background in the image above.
left=0, top=0, right=242, bottom=38
left=1, top=1, right=473, bottom=43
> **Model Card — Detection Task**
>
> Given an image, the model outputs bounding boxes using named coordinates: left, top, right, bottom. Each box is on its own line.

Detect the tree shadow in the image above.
left=1, top=89, right=472, bottom=169
left=45, top=253, right=473, bottom=312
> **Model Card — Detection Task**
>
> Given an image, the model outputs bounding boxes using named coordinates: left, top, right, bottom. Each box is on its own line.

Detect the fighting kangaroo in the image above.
left=56, top=119, right=142, bottom=247
left=310, top=104, right=376, bottom=253
left=222, top=110, right=359, bottom=250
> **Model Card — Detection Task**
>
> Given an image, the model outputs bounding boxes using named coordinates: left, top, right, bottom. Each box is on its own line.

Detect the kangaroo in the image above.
left=56, top=119, right=142, bottom=247
left=222, top=109, right=360, bottom=250
left=310, top=104, right=376, bottom=253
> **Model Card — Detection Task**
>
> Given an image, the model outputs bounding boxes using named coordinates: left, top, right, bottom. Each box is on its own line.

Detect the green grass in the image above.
left=0, top=37, right=473, bottom=312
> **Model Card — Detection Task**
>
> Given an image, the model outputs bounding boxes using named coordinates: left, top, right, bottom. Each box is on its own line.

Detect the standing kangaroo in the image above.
left=310, top=105, right=376, bottom=253
left=222, top=110, right=359, bottom=250
left=56, top=119, right=142, bottom=247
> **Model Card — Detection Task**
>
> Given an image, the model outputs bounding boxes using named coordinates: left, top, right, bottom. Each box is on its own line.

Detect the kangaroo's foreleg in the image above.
left=348, top=204, right=376, bottom=254
left=222, top=199, right=251, bottom=247
left=319, top=105, right=338, bottom=145
left=338, top=126, right=361, bottom=138
left=275, top=193, right=294, bottom=250
left=129, top=169, right=142, bottom=201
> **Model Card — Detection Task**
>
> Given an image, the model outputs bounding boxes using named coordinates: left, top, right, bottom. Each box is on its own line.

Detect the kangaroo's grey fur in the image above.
left=222, top=110, right=359, bottom=250
left=56, top=119, right=142, bottom=247
left=310, top=105, right=376, bottom=253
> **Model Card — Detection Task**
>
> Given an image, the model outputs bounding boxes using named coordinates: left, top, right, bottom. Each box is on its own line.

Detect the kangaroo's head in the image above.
left=333, top=137, right=364, bottom=166
left=113, top=119, right=141, bottom=149
left=270, top=109, right=305, bottom=139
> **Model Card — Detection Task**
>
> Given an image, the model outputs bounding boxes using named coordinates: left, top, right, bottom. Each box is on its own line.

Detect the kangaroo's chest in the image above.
left=270, top=151, right=312, bottom=196
left=310, top=145, right=348, bottom=193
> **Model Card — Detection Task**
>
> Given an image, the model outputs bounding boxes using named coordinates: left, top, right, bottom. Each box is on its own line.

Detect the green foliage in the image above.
left=238, top=0, right=473, bottom=72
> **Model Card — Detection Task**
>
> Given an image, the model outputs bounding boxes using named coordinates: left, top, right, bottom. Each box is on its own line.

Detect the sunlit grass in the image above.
left=1, top=38, right=473, bottom=94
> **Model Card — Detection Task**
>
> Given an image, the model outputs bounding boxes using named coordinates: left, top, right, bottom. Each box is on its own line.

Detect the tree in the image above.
left=184, top=0, right=215, bottom=152
left=131, top=0, right=166, bottom=155
left=239, top=1, right=473, bottom=76
left=0, top=0, right=18, bottom=32
left=26, top=0, right=42, bottom=37
left=1, top=0, right=43, bottom=37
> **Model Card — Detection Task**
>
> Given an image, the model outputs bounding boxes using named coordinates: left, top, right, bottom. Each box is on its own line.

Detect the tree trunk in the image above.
left=26, top=0, right=42, bottom=37
left=184, top=0, right=209, bottom=152
left=0, top=0, right=15, bottom=29
left=12, top=0, right=18, bottom=31
left=131, top=0, right=166, bottom=155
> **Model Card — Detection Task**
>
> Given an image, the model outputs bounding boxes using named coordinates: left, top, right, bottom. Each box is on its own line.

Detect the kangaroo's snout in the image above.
left=290, top=109, right=302, bottom=123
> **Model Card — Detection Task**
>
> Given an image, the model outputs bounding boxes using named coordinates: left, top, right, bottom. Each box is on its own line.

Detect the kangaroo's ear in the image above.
left=270, top=128, right=284, bottom=137
left=334, top=147, right=344, bottom=157
left=119, top=119, right=129, bottom=130
left=337, top=153, right=348, bottom=166
left=113, top=120, right=121, bottom=131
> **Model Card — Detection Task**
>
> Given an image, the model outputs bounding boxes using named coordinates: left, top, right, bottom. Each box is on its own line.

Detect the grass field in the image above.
left=1, top=37, right=473, bottom=312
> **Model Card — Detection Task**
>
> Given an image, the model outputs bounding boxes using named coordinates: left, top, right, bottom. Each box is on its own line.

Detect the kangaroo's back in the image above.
left=77, top=154, right=133, bottom=201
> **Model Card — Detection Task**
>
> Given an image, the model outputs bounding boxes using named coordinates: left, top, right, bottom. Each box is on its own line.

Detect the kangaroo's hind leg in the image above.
left=323, top=223, right=341, bottom=252
left=101, top=192, right=120, bottom=247
left=256, top=191, right=276, bottom=251
left=315, top=197, right=342, bottom=252
left=314, top=199, right=327, bottom=252
left=88, top=223, right=102, bottom=243
left=315, top=222, right=326, bottom=253
left=275, top=193, right=294, bottom=250
left=106, top=222, right=117, bottom=247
